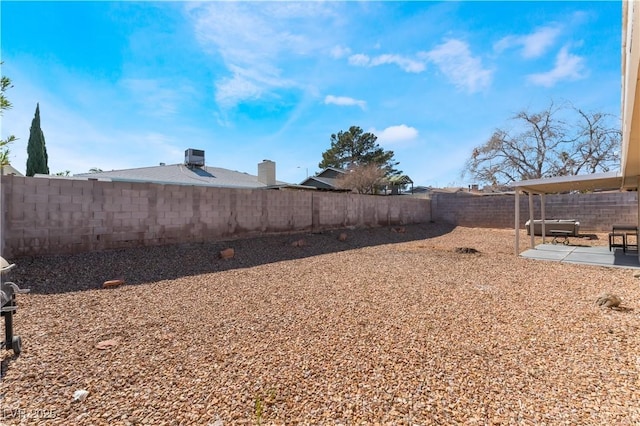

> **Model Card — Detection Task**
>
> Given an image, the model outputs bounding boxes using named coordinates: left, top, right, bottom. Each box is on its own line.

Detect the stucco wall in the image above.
left=431, top=191, right=639, bottom=231
left=0, top=175, right=430, bottom=257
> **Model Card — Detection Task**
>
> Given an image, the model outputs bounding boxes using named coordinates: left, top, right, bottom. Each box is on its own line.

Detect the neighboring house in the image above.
left=1, top=164, right=24, bottom=176
left=71, top=149, right=290, bottom=189
left=299, top=167, right=349, bottom=191
left=302, top=168, right=415, bottom=195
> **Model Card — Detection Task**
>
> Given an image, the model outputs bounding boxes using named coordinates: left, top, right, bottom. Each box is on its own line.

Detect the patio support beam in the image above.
left=515, top=190, right=520, bottom=255
left=541, top=193, right=546, bottom=245
left=529, top=191, right=535, bottom=248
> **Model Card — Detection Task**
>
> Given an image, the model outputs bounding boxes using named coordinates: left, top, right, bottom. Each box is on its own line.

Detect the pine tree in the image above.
left=26, top=103, right=49, bottom=176
left=319, top=126, right=401, bottom=177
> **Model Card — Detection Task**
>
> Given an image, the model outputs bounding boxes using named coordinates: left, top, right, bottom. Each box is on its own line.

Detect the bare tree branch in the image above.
left=463, top=101, right=621, bottom=186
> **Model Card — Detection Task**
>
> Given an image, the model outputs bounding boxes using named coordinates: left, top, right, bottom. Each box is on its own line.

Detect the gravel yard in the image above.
left=1, top=224, right=639, bottom=425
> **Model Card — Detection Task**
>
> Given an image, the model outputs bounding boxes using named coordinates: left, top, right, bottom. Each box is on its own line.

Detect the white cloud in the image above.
left=215, top=75, right=263, bottom=108
left=421, top=39, right=492, bottom=93
left=373, top=124, right=419, bottom=145
left=521, top=26, right=562, bottom=58
left=494, top=25, right=562, bottom=59
left=348, top=53, right=425, bottom=73
left=331, top=45, right=351, bottom=59
left=527, top=45, right=585, bottom=87
left=348, top=53, right=371, bottom=67
left=324, top=95, right=366, bottom=110
left=369, top=54, right=425, bottom=73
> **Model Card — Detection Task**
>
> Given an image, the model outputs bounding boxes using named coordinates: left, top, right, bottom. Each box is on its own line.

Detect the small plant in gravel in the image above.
left=253, top=388, right=278, bottom=424
left=254, top=395, right=264, bottom=425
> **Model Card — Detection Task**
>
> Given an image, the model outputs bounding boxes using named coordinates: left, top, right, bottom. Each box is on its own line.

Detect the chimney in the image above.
left=258, top=160, right=276, bottom=186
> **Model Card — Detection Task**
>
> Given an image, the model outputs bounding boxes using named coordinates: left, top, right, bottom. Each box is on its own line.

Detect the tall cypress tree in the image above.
left=26, top=103, right=49, bottom=176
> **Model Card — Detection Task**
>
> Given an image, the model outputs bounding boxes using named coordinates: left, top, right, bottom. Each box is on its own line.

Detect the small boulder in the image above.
left=454, top=247, right=479, bottom=254
left=219, top=248, right=235, bottom=259
left=595, top=293, right=621, bottom=308
left=338, top=233, right=348, bottom=242
left=73, top=389, right=89, bottom=402
left=95, top=339, right=119, bottom=350
left=103, top=279, right=124, bottom=289
left=291, top=239, right=306, bottom=247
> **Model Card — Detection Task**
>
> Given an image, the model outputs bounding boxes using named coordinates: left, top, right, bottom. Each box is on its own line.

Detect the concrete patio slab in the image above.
left=520, top=243, right=640, bottom=269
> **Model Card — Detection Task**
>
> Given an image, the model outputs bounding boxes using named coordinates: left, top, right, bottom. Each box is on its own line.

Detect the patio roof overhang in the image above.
left=621, top=1, right=640, bottom=189
left=513, top=171, right=624, bottom=195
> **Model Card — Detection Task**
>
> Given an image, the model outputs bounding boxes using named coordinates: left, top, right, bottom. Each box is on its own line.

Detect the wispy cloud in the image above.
left=347, top=53, right=425, bottom=73
left=494, top=25, right=562, bottom=59
left=527, top=45, right=585, bottom=87
left=120, top=78, right=194, bottom=117
left=324, top=95, right=366, bottom=110
left=186, top=2, right=339, bottom=109
left=347, top=39, right=491, bottom=93
left=331, top=45, right=351, bottom=59
left=420, top=39, right=493, bottom=93
left=373, top=124, right=419, bottom=145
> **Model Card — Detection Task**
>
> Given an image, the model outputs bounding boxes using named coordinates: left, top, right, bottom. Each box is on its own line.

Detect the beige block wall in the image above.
left=431, top=191, right=639, bottom=231
left=0, top=176, right=431, bottom=257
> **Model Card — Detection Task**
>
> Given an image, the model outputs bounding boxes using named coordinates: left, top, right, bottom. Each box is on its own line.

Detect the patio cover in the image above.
left=512, top=2, right=640, bottom=259
left=514, top=172, right=623, bottom=194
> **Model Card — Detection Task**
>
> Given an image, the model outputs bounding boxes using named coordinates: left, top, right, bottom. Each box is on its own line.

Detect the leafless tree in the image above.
left=463, top=101, right=621, bottom=186
left=336, top=164, right=388, bottom=194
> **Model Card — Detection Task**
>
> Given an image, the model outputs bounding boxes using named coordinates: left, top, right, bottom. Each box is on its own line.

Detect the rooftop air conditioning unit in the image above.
left=185, top=149, right=205, bottom=167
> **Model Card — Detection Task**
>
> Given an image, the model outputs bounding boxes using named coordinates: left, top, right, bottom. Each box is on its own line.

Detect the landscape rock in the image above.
left=95, top=339, right=119, bottom=350
left=595, top=292, right=622, bottom=308
left=103, top=279, right=124, bottom=288
left=219, top=248, right=235, bottom=259
left=291, top=239, right=306, bottom=247
left=73, top=389, right=89, bottom=402
left=454, top=247, right=479, bottom=254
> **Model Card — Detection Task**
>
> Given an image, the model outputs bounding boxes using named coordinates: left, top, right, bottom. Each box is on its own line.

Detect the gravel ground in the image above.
left=1, top=224, right=639, bottom=425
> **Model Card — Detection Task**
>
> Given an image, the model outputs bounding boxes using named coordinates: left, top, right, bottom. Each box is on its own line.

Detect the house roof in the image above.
left=1, top=164, right=24, bottom=176
left=74, top=163, right=288, bottom=188
left=300, top=175, right=350, bottom=191
left=300, top=167, right=349, bottom=190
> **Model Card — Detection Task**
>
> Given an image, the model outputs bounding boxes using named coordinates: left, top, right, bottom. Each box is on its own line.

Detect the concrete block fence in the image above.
left=0, top=175, right=431, bottom=257
left=431, top=191, right=639, bottom=231
left=2, top=175, right=637, bottom=258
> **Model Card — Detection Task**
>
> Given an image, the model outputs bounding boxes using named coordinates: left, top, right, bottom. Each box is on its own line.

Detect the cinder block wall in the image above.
left=0, top=176, right=431, bottom=257
left=431, top=191, right=639, bottom=231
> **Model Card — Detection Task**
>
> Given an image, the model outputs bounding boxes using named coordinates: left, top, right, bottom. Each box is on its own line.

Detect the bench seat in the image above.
left=525, top=219, right=580, bottom=237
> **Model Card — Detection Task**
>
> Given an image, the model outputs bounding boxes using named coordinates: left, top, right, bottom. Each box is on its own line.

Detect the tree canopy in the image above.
left=463, top=101, right=621, bottom=186
left=26, top=103, right=50, bottom=176
left=319, top=126, right=401, bottom=176
left=335, top=164, right=388, bottom=194
left=0, top=63, right=16, bottom=168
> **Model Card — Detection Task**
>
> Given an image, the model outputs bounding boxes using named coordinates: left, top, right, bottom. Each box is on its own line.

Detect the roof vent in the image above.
left=185, top=149, right=205, bottom=167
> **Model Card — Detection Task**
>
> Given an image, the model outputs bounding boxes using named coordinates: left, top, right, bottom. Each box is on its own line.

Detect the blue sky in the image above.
left=1, top=1, right=622, bottom=187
